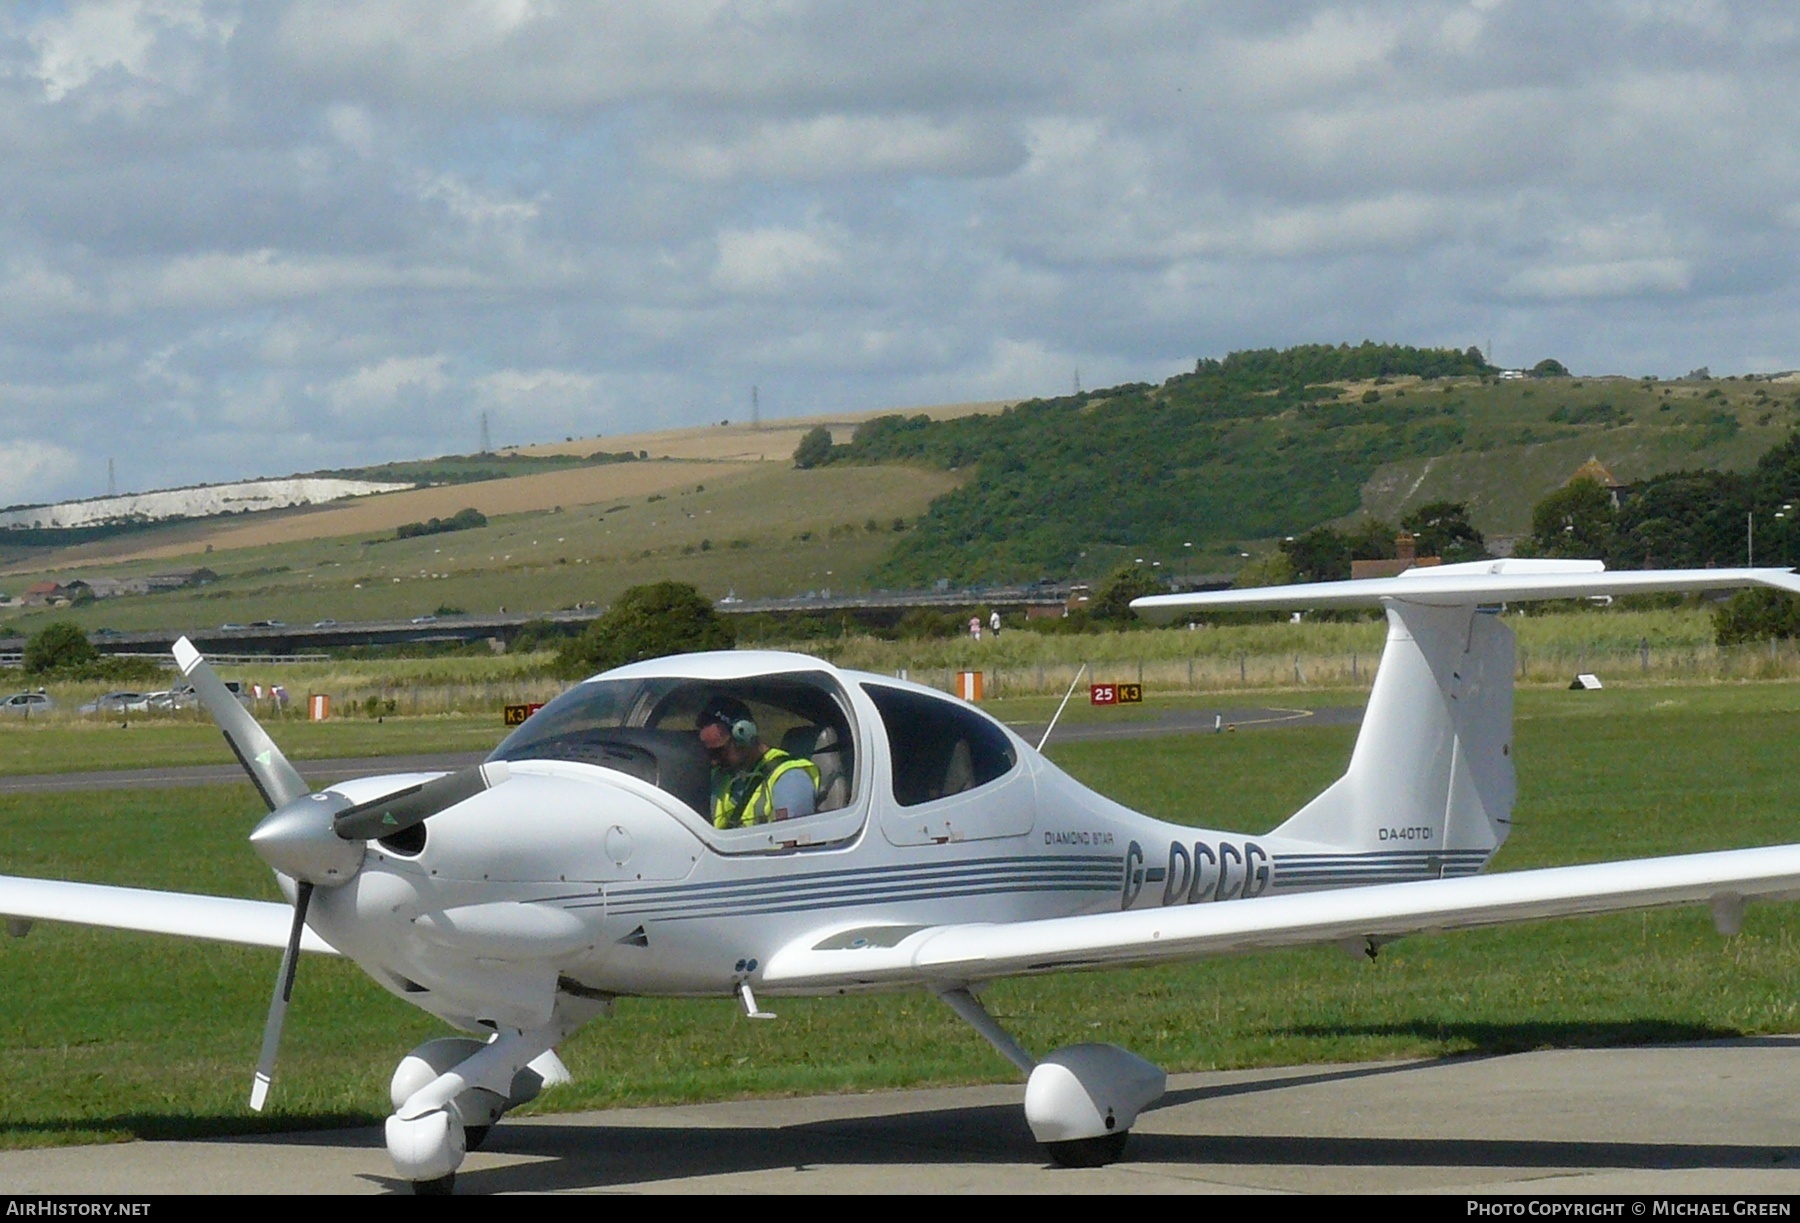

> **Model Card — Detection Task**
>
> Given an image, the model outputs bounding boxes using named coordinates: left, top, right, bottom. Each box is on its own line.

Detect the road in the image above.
left=0, top=1040, right=1792, bottom=1193
left=0, top=705, right=1363, bottom=795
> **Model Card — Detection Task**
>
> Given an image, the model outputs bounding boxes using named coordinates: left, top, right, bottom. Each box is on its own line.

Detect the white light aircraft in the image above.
left=6, top=559, right=1800, bottom=1193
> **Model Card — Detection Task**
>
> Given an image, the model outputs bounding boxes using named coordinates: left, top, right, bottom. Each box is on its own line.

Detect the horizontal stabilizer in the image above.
left=761, top=844, right=1800, bottom=989
left=1132, top=562, right=1800, bottom=618
left=0, top=874, right=337, bottom=954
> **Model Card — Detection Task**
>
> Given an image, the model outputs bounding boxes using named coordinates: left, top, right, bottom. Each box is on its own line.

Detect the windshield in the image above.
left=490, top=673, right=856, bottom=821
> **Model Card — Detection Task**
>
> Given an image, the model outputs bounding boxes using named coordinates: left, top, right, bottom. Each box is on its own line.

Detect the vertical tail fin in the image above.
left=1270, top=601, right=1515, bottom=874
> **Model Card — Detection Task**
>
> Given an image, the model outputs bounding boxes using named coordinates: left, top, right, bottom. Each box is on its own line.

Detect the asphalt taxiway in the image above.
left=1, top=1038, right=1794, bottom=1194
left=0, top=705, right=1362, bottom=795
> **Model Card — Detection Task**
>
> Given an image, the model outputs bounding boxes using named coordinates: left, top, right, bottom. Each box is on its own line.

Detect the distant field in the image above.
left=0, top=464, right=961, bottom=634
left=516, top=401, right=1014, bottom=463
left=1, top=681, right=1797, bottom=1146
left=0, top=460, right=749, bottom=573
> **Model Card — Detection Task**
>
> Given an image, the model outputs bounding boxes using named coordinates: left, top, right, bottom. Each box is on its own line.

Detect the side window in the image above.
left=862, top=684, right=1017, bottom=808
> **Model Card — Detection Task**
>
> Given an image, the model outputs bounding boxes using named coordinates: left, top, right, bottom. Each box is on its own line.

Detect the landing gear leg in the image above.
left=385, top=1002, right=599, bottom=1194
left=933, top=985, right=1164, bottom=1168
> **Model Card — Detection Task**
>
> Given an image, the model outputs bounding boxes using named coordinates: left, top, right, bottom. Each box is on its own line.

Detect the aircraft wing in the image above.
left=1132, top=562, right=1800, bottom=617
left=0, top=874, right=337, bottom=955
left=759, top=845, right=1800, bottom=990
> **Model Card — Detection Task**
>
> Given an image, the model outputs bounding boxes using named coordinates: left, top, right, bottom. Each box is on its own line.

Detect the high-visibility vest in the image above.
left=711, top=748, right=821, bottom=829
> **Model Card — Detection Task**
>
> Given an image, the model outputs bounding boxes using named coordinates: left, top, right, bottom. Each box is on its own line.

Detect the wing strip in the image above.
left=761, top=845, right=1800, bottom=989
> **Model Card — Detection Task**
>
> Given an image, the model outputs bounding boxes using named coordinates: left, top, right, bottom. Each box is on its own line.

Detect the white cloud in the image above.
left=324, top=103, right=378, bottom=157
left=28, top=0, right=236, bottom=103
left=474, top=367, right=597, bottom=422
left=711, top=225, right=844, bottom=294
left=322, top=355, right=450, bottom=416
left=2, top=2, right=1800, bottom=502
left=655, top=114, right=1024, bottom=182
left=0, top=439, right=82, bottom=505
left=1245, top=194, right=1455, bottom=259
left=0, top=258, right=93, bottom=318
left=1503, top=258, right=1692, bottom=300
left=416, top=172, right=541, bottom=227
left=139, top=249, right=479, bottom=310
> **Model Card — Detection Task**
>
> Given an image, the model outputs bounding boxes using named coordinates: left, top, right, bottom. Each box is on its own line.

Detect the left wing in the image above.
left=0, top=874, right=338, bottom=954
left=760, top=845, right=1800, bottom=990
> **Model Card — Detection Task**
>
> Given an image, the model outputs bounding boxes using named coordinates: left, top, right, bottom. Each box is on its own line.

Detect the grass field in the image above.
left=0, top=463, right=961, bottom=636
left=1, top=680, right=1798, bottom=1147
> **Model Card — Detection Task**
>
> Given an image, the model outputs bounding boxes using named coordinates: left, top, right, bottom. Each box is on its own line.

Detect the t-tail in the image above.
left=1134, top=559, right=1800, bottom=882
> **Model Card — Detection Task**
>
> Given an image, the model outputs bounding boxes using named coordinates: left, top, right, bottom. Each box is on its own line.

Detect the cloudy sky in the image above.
left=2, top=1, right=1797, bottom=505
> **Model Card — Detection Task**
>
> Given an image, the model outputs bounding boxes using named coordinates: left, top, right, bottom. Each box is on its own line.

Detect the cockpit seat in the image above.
left=781, top=724, right=852, bottom=812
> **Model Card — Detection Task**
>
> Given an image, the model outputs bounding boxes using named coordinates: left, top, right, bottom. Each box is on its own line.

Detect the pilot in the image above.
left=696, top=698, right=820, bottom=830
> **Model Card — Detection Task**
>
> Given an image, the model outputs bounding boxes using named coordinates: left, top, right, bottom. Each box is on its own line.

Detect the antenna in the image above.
left=480, top=412, right=492, bottom=455
left=1037, top=663, right=1089, bottom=752
left=752, top=385, right=760, bottom=429
left=107, top=458, right=115, bottom=498
left=1073, top=368, right=1082, bottom=395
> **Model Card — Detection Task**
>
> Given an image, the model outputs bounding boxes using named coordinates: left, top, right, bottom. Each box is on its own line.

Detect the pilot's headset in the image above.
left=699, top=701, right=758, bottom=751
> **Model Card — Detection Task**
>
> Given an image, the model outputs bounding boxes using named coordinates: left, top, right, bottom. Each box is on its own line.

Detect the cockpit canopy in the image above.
left=489, top=672, right=855, bottom=820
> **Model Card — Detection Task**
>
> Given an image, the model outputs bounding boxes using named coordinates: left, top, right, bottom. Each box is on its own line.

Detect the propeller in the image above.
left=334, top=761, right=510, bottom=842
left=173, top=637, right=510, bottom=1112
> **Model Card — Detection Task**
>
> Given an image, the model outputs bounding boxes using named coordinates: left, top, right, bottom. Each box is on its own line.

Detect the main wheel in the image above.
left=1044, top=1131, right=1129, bottom=1168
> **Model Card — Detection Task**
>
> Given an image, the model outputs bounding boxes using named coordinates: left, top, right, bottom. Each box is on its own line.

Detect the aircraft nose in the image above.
left=250, top=792, right=366, bottom=886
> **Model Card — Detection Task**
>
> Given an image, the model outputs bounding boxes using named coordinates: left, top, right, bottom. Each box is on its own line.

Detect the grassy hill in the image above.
left=5, top=351, right=1798, bottom=634
left=813, top=352, right=1800, bottom=583
left=1356, top=375, right=1796, bottom=538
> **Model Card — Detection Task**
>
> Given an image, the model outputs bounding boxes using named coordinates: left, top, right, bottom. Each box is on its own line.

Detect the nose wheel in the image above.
left=384, top=1027, right=581, bottom=1194
left=1044, top=1131, right=1130, bottom=1168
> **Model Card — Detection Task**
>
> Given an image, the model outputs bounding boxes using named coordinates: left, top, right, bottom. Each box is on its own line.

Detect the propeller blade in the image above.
left=249, top=881, right=312, bottom=1112
left=334, top=762, right=510, bottom=842
left=174, top=637, right=308, bottom=812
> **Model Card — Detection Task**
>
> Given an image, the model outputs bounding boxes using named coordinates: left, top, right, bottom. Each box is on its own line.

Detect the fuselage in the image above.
left=297, top=651, right=1483, bottom=1032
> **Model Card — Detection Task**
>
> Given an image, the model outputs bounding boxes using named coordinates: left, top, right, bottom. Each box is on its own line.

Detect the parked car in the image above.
left=77, top=691, right=142, bottom=715
left=1, top=691, right=53, bottom=716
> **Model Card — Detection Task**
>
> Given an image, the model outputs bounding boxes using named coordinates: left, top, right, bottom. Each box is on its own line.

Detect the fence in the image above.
left=20, top=641, right=1800, bottom=725
left=885, top=639, right=1800, bottom=699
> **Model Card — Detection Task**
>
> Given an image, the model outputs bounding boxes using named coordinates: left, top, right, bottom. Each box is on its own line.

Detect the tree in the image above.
left=1344, top=517, right=1399, bottom=561
left=1401, top=501, right=1486, bottom=563
left=1089, top=563, right=1166, bottom=621
left=1531, top=358, right=1570, bottom=377
left=1231, top=550, right=1296, bottom=589
left=1280, top=527, right=1351, bottom=582
left=24, top=620, right=96, bottom=674
left=1525, top=477, right=1616, bottom=558
left=556, top=582, right=736, bottom=677
left=793, top=426, right=832, bottom=469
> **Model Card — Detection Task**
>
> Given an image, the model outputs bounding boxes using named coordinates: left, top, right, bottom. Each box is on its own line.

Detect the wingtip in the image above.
left=172, top=636, right=201, bottom=675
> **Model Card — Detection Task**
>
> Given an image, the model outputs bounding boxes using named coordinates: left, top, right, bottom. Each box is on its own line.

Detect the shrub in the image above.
left=555, top=581, right=736, bottom=678
left=793, top=425, right=833, bottom=469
